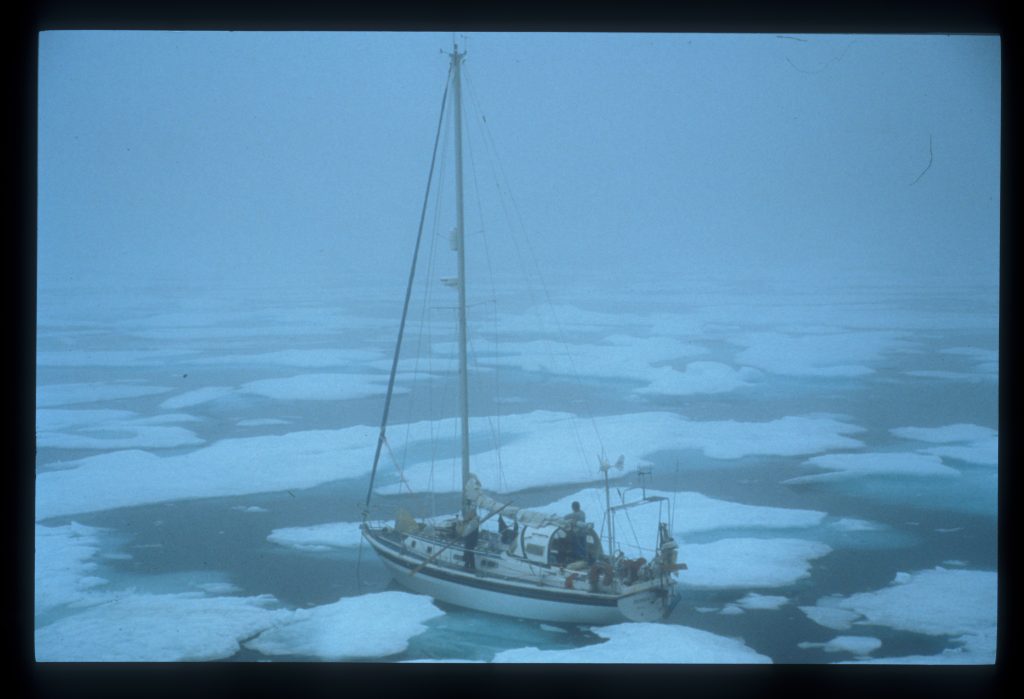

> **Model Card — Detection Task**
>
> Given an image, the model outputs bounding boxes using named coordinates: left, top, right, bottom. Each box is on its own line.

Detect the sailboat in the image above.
left=360, top=44, right=685, bottom=625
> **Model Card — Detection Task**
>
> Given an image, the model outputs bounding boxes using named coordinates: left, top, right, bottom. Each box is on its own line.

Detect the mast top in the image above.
left=449, top=43, right=467, bottom=62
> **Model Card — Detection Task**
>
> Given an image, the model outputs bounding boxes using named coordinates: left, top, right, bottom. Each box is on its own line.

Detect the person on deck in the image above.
left=461, top=512, right=480, bottom=570
left=567, top=502, right=587, bottom=560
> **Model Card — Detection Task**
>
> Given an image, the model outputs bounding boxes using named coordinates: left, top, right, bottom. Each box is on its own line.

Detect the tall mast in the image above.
left=451, top=43, right=473, bottom=521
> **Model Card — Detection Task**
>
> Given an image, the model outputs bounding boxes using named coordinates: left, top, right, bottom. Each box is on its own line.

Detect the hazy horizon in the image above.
left=38, top=31, right=1000, bottom=293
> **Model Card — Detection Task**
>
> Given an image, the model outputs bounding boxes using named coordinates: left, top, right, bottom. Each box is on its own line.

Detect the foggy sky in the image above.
left=37, top=32, right=1000, bottom=291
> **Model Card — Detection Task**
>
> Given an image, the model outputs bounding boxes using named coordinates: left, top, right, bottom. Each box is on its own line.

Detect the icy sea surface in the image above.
left=34, top=275, right=998, bottom=663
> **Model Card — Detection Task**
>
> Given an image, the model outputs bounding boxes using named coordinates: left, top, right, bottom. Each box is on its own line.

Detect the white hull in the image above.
left=363, top=527, right=675, bottom=625
left=377, top=554, right=627, bottom=625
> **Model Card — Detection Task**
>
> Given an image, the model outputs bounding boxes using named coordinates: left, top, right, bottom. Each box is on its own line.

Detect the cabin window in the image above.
left=426, top=546, right=433, bottom=554
left=480, top=558, right=498, bottom=569
left=525, top=544, right=545, bottom=557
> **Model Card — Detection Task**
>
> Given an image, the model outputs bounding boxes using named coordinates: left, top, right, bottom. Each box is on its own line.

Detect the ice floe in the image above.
left=37, top=408, right=137, bottom=432
left=491, top=622, right=771, bottom=663
left=920, top=441, right=998, bottom=466
left=908, top=347, right=999, bottom=382
left=733, top=330, right=910, bottom=377
left=197, top=348, right=382, bottom=368
left=245, top=592, right=443, bottom=660
left=35, top=521, right=439, bottom=661
left=891, top=424, right=998, bottom=467
left=493, top=304, right=644, bottom=337
left=36, top=425, right=378, bottom=519
left=799, top=567, right=996, bottom=663
left=195, top=582, right=243, bottom=595
left=785, top=452, right=960, bottom=484
left=798, top=635, right=882, bottom=656
left=678, top=538, right=831, bottom=588
left=634, top=362, right=760, bottom=396
left=34, top=522, right=294, bottom=661
left=905, top=370, right=997, bottom=383
left=38, top=409, right=863, bottom=518
left=735, top=593, right=788, bottom=610
left=798, top=605, right=864, bottom=631
left=36, top=349, right=198, bottom=367
left=240, top=373, right=409, bottom=401
left=538, top=488, right=827, bottom=538
left=380, top=411, right=864, bottom=495
left=474, top=335, right=755, bottom=397
left=37, top=382, right=174, bottom=408
left=37, top=424, right=203, bottom=450
left=890, top=424, right=996, bottom=444
left=159, top=386, right=236, bottom=409
left=37, top=409, right=204, bottom=450
left=829, top=517, right=884, bottom=532
left=267, top=521, right=365, bottom=551
left=36, top=591, right=287, bottom=661
left=35, top=522, right=108, bottom=615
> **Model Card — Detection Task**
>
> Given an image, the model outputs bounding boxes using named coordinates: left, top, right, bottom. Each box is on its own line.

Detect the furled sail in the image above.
left=466, top=475, right=571, bottom=529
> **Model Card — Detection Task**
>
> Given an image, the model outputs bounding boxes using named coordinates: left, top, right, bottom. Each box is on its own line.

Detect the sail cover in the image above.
left=466, top=475, right=570, bottom=528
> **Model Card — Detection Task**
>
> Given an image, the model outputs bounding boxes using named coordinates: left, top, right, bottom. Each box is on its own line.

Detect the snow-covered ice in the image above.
left=37, top=408, right=137, bottom=432
left=634, top=362, right=760, bottom=397
left=35, top=522, right=109, bottom=616
left=785, top=452, right=960, bottom=484
left=37, top=382, right=174, bottom=408
left=799, top=567, right=996, bottom=663
left=891, top=424, right=998, bottom=466
left=491, top=622, right=771, bottom=663
left=678, top=538, right=831, bottom=588
left=37, top=422, right=203, bottom=450
left=798, top=605, right=864, bottom=631
left=890, top=424, right=996, bottom=444
left=197, top=348, right=383, bottom=368
left=920, top=440, right=998, bottom=466
left=380, top=411, right=865, bottom=495
left=36, top=349, right=198, bottom=368
left=36, top=591, right=287, bottom=661
left=37, top=410, right=864, bottom=519
left=798, top=635, right=882, bottom=656
left=735, top=593, right=788, bottom=610
left=240, top=373, right=407, bottom=401
left=36, top=426, right=377, bottom=520
left=159, top=386, right=236, bottom=409
left=733, top=330, right=910, bottom=377
left=267, top=521, right=365, bottom=551
left=905, top=369, right=997, bottom=383
left=473, top=335, right=755, bottom=396
left=245, top=592, right=443, bottom=660
left=37, top=410, right=204, bottom=450
left=537, top=488, right=827, bottom=539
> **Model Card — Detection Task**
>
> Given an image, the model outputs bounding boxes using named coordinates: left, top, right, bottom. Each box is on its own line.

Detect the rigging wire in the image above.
left=463, top=68, right=605, bottom=480
left=362, top=63, right=453, bottom=516
left=462, top=92, right=507, bottom=492
left=401, top=79, right=452, bottom=502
